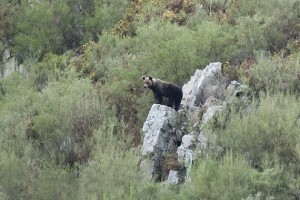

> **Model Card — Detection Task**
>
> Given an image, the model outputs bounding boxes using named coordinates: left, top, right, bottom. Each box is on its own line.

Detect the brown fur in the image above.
left=142, top=76, right=183, bottom=111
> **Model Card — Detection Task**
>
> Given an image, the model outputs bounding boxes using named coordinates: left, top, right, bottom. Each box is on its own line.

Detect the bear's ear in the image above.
left=149, top=76, right=153, bottom=80
left=142, top=76, right=145, bottom=80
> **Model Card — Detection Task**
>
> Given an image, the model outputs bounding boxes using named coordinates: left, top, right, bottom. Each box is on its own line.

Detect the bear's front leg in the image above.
left=153, top=92, right=163, bottom=104
left=168, top=98, right=174, bottom=108
left=157, top=95, right=163, bottom=104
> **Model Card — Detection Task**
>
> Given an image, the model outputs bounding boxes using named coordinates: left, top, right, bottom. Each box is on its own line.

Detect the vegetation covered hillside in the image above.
left=0, top=0, right=299, bottom=199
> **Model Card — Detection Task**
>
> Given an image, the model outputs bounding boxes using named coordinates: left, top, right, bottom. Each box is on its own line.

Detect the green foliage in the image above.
left=131, top=20, right=238, bottom=84
left=31, top=71, right=102, bottom=164
left=76, top=36, right=125, bottom=83
left=216, top=93, right=300, bottom=170
left=0, top=73, right=38, bottom=154
left=0, top=0, right=300, bottom=199
left=235, top=7, right=300, bottom=55
left=250, top=166, right=299, bottom=199
left=0, top=1, right=17, bottom=44
left=108, top=152, right=287, bottom=199
left=29, top=166, right=78, bottom=200
left=75, top=35, right=146, bottom=143
left=180, top=154, right=253, bottom=200
left=0, top=67, right=102, bottom=163
left=77, top=124, right=139, bottom=199
left=10, top=0, right=129, bottom=62
left=28, top=52, right=74, bottom=91
left=84, top=0, right=129, bottom=41
left=243, top=53, right=300, bottom=94
left=227, top=0, right=297, bottom=21
left=199, top=22, right=238, bottom=64
left=110, top=0, right=146, bottom=37
left=13, top=1, right=70, bottom=62
left=0, top=151, right=29, bottom=200
left=0, top=148, right=78, bottom=200
left=235, top=14, right=268, bottom=56
left=262, top=6, right=300, bottom=53
left=185, top=3, right=210, bottom=28
left=134, top=22, right=201, bottom=83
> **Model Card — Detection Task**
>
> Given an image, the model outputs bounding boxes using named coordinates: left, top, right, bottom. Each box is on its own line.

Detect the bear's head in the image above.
left=142, top=76, right=153, bottom=89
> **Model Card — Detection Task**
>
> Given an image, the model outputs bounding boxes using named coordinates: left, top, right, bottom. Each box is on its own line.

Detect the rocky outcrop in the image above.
left=180, top=62, right=228, bottom=109
left=140, top=62, right=247, bottom=184
left=1, top=49, right=24, bottom=77
left=140, top=104, right=183, bottom=181
left=141, top=104, right=178, bottom=156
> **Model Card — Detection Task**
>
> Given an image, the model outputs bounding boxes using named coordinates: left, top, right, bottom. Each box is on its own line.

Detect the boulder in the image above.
left=180, top=62, right=228, bottom=109
left=3, top=49, right=10, bottom=61
left=140, top=104, right=179, bottom=181
left=201, top=97, right=226, bottom=124
left=225, top=80, right=248, bottom=101
left=1, top=49, right=25, bottom=77
left=167, top=170, right=180, bottom=184
left=141, top=104, right=178, bottom=156
left=176, top=134, right=196, bottom=179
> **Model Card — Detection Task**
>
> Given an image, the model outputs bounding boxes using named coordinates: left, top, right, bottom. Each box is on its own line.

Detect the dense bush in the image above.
left=10, top=0, right=129, bottom=62
left=0, top=0, right=17, bottom=46
left=207, top=93, right=300, bottom=198
left=77, top=124, right=140, bottom=199
left=242, top=53, right=300, bottom=94
left=179, top=154, right=253, bottom=200
left=13, top=1, right=71, bottom=62
left=133, top=21, right=202, bottom=83
left=0, top=73, right=38, bottom=153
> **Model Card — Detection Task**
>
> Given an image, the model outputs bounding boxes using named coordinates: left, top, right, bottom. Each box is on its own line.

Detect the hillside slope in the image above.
left=0, top=0, right=299, bottom=199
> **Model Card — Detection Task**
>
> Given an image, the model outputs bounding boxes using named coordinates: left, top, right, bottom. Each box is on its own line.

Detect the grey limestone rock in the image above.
left=141, top=62, right=251, bottom=184
left=141, top=104, right=178, bottom=156
left=140, top=104, right=179, bottom=181
left=180, top=62, right=228, bottom=109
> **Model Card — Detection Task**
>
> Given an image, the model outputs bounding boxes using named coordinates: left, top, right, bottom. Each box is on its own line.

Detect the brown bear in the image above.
left=142, top=76, right=183, bottom=111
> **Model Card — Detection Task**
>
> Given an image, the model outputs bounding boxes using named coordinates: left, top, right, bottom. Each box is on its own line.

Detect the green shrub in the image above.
left=134, top=22, right=206, bottom=79
left=0, top=151, right=29, bottom=200
left=235, top=14, right=268, bottom=56
left=0, top=149, right=78, bottom=200
left=30, top=70, right=102, bottom=164
left=250, top=166, right=299, bottom=199
left=0, top=73, right=37, bottom=154
left=133, top=21, right=201, bottom=84
left=29, top=166, right=78, bottom=200
left=179, top=154, right=253, bottom=200
left=242, top=53, right=300, bottom=94
left=76, top=35, right=125, bottom=83
left=227, top=0, right=296, bottom=22
left=13, top=1, right=71, bottom=62
left=74, top=33, right=153, bottom=143
left=185, top=3, right=210, bottom=29
left=11, top=0, right=129, bottom=62
left=230, top=0, right=299, bottom=54
left=77, top=123, right=141, bottom=200
left=84, top=0, right=129, bottom=41
left=262, top=5, right=300, bottom=53
left=217, top=92, right=300, bottom=170
left=27, top=52, right=73, bottom=91
left=0, top=67, right=103, bottom=165
left=0, top=1, right=17, bottom=46
left=133, top=21, right=238, bottom=83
